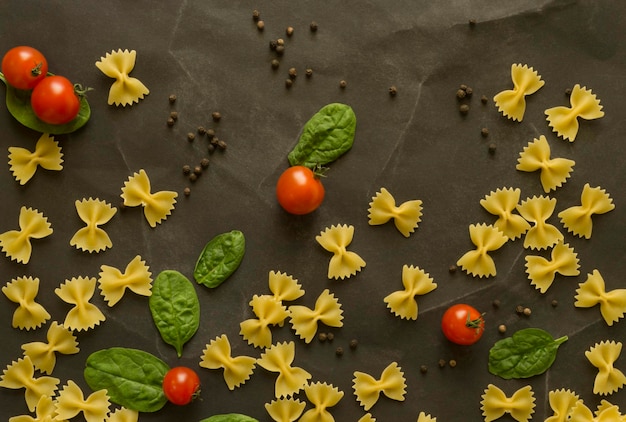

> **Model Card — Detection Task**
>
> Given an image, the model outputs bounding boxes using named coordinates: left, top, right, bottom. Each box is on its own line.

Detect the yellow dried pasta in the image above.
left=0, top=206, right=53, bottom=264
left=493, top=64, right=545, bottom=122
left=55, top=276, right=106, bottom=332
left=456, top=223, right=508, bottom=278
left=524, top=241, right=580, bottom=293
left=585, top=340, right=626, bottom=395
left=516, top=136, right=575, bottom=193
left=21, top=321, right=79, bottom=374
left=480, top=384, right=535, bottom=422
left=568, top=399, right=625, bottom=422
left=70, top=198, right=118, bottom=253
left=367, top=187, right=423, bottom=237
left=289, top=289, right=343, bottom=343
left=54, top=380, right=110, bottom=422
left=199, top=334, right=256, bottom=390
left=240, top=295, right=289, bottom=348
left=2, top=276, right=51, bottom=330
left=545, top=388, right=581, bottom=422
left=0, top=356, right=60, bottom=412
left=558, top=183, right=615, bottom=239
left=8, top=133, right=63, bottom=185
left=268, top=270, right=305, bottom=303
left=264, top=397, right=306, bottom=422
left=353, top=361, right=406, bottom=411
left=384, top=265, right=437, bottom=320
left=95, top=49, right=149, bottom=106
left=417, top=412, right=437, bottom=422
left=517, top=195, right=563, bottom=250
left=120, top=169, right=178, bottom=228
left=316, top=224, right=366, bottom=279
left=480, top=187, right=530, bottom=240
left=106, top=407, right=139, bottom=422
left=575, top=269, right=626, bottom=326
left=256, top=341, right=311, bottom=398
left=98, top=255, right=153, bottom=307
left=545, top=84, right=604, bottom=142
left=299, top=382, right=344, bottom=422
left=358, top=414, right=376, bottom=422
left=8, top=395, right=58, bottom=422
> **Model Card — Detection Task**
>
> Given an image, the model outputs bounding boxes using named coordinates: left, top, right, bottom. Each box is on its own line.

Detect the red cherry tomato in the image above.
left=162, top=367, right=201, bottom=406
left=276, top=165, right=325, bottom=215
left=1, top=46, right=48, bottom=90
left=30, top=75, right=80, bottom=124
left=441, top=303, right=485, bottom=345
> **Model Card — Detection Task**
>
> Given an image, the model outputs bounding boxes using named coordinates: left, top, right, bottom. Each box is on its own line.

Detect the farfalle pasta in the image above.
left=575, top=269, right=626, bottom=326
left=240, top=294, right=290, bottom=348
left=199, top=334, right=256, bottom=390
left=55, top=276, right=106, bottom=332
left=256, top=341, right=311, bottom=398
left=480, top=384, right=535, bottom=422
left=384, top=265, right=437, bottom=320
left=516, top=195, right=563, bottom=250
left=358, top=414, right=376, bottom=422
left=106, top=407, right=139, bottom=422
left=367, top=187, right=423, bottom=237
left=98, top=255, right=153, bottom=306
left=585, top=340, right=626, bottom=395
left=316, top=224, right=366, bottom=279
left=8, top=395, right=58, bottom=422
left=265, top=397, right=306, bottom=422
left=70, top=198, right=118, bottom=253
left=493, top=64, right=544, bottom=122
left=0, top=356, right=60, bottom=412
left=568, top=399, right=625, bottom=422
left=21, top=321, right=79, bottom=374
left=0, top=206, right=53, bottom=264
left=456, top=223, right=508, bottom=278
left=268, top=270, right=305, bottom=303
left=289, top=289, right=343, bottom=343
left=54, top=380, right=110, bottom=422
left=558, top=183, right=615, bottom=239
left=545, top=388, right=580, bottom=422
left=545, top=84, right=604, bottom=142
left=524, top=241, right=579, bottom=293
left=480, top=187, right=530, bottom=240
left=417, top=412, right=437, bottom=422
left=299, top=382, right=344, bottom=422
left=353, top=361, right=406, bottom=411
left=516, top=136, right=575, bottom=193
left=120, top=169, right=178, bottom=227
left=95, top=49, right=149, bottom=106
left=8, top=133, right=63, bottom=185
left=2, top=276, right=50, bottom=330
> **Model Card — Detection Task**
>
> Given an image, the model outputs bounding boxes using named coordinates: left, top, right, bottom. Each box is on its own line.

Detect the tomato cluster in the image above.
left=1, top=46, right=81, bottom=124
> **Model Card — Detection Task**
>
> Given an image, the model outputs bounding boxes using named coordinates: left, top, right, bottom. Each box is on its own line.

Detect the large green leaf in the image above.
left=194, top=230, right=245, bottom=288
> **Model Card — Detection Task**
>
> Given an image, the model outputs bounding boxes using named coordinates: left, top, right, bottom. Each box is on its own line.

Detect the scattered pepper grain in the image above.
left=200, top=158, right=210, bottom=168
left=456, top=89, right=467, bottom=99
left=193, top=166, right=202, bottom=176
left=481, top=127, right=489, bottom=137
left=252, top=9, right=260, bottom=21
left=271, top=59, right=280, bottom=69
left=438, top=359, right=446, bottom=368
left=288, top=67, right=297, bottom=79
left=206, top=128, right=215, bottom=139
left=488, top=143, right=497, bottom=154
left=389, top=85, right=398, bottom=96
left=208, top=144, right=216, bottom=154
left=187, top=132, right=195, bottom=142
left=481, top=95, right=488, bottom=104
left=515, top=305, right=524, bottom=315
left=565, top=88, right=572, bottom=97
left=469, top=19, right=477, bottom=27
left=339, top=80, right=347, bottom=89
left=217, top=139, right=227, bottom=150
left=459, top=104, right=470, bottom=115
left=326, top=332, right=334, bottom=341
left=305, top=68, right=313, bottom=77
left=183, top=187, right=191, bottom=196
left=498, top=324, right=507, bottom=334
left=349, top=339, right=358, bottom=349
left=465, top=86, right=473, bottom=96
left=275, top=45, right=285, bottom=56
left=197, top=126, right=206, bottom=135
left=523, top=307, right=532, bottom=316
left=551, top=299, right=559, bottom=307
left=286, top=26, right=294, bottom=36
left=420, top=365, right=428, bottom=374
left=310, top=21, right=318, bottom=32
left=212, top=111, right=222, bottom=122
left=285, top=78, right=293, bottom=88
left=269, top=40, right=277, bottom=51
left=318, top=332, right=328, bottom=342
left=189, top=173, right=198, bottom=182
left=448, top=264, right=457, bottom=273
left=256, top=20, right=265, bottom=31
left=168, top=94, right=177, bottom=104
left=276, top=38, right=285, bottom=46
left=167, top=117, right=175, bottom=127
left=170, top=111, right=179, bottom=121
left=182, top=165, right=191, bottom=175
left=335, top=347, right=344, bottom=357
left=492, top=299, right=500, bottom=309
left=449, top=360, right=457, bottom=368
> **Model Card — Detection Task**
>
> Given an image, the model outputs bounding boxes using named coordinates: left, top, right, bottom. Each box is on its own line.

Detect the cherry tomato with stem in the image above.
left=30, top=75, right=82, bottom=125
left=1, top=46, right=48, bottom=90
left=162, top=366, right=201, bottom=406
left=441, top=303, right=485, bottom=345
left=276, top=165, right=325, bottom=215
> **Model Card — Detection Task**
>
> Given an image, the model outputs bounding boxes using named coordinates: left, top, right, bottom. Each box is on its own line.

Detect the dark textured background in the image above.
left=1, top=1, right=624, bottom=420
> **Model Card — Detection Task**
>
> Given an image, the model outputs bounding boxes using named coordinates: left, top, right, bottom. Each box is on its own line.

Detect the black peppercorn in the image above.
left=551, top=299, right=558, bottom=307
left=168, top=94, right=177, bottom=104
left=318, top=332, right=327, bottom=342
left=212, top=111, right=221, bottom=122
left=420, top=365, right=428, bottom=374
left=197, top=126, right=206, bottom=135
left=492, top=299, right=500, bottom=309
left=286, top=26, right=294, bottom=36
left=459, top=104, right=470, bottom=115
left=449, top=264, right=457, bottom=273
left=256, top=20, right=265, bottom=31
left=269, top=40, right=278, bottom=51
left=326, top=332, right=334, bottom=341
left=275, top=45, right=285, bottom=56
left=335, top=347, right=344, bottom=356
left=456, top=89, right=466, bottom=99
left=488, top=143, right=497, bottom=154
left=285, top=79, right=293, bottom=88
left=438, top=359, right=446, bottom=368
left=252, top=9, right=260, bottom=21
left=217, top=139, right=227, bottom=150
left=481, top=127, right=489, bottom=137
left=200, top=158, right=210, bottom=168
left=193, top=166, right=202, bottom=176
left=339, top=80, right=347, bottom=89
left=170, top=111, right=179, bottom=121
left=189, top=173, right=198, bottom=182
left=465, top=86, right=473, bottom=96
left=183, top=187, right=191, bottom=196
left=187, top=132, right=195, bottom=142
left=305, top=68, right=313, bottom=77
left=167, top=117, right=175, bottom=127
left=208, top=144, right=216, bottom=154
left=389, top=85, right=398, bottom=96
left=349, top=339, right=358, bottom=349
left=271, top=59, right=280, bottom=69
left=276, top=38, right=284, bottom=46
left=288, top=67, right=297, bottom=79
left=449, top=360, right=457, bottom=368
left=182, top=165, right=191, bottom=175
left=481, top=95, right=488, bottom=104
left=310, top=21, right=318, bottom=32
left=206, top=129, right=215, bottom=139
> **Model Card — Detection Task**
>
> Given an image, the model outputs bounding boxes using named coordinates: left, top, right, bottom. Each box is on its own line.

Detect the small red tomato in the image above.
left=162, top=367, right=201, bottom=406
left=1, top=46, right=48, bottom=90
left=441, top=303, right=485, bottom=345
left=30, top=75, right=80, bottom=125
left=276, top=165, right=325, bottom=215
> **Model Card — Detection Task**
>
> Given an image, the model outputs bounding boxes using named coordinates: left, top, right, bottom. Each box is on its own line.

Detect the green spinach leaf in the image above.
left=194, top=230, right=245, bottom=288
left=149, top=270, right=200, bottom=357
left=488, top=327, right=568, bottom=379
left=84, top=347, right=170, bottom=412
left=199, top=414, right=259, bottom=422
left=288, top=103, right=356, bottom=168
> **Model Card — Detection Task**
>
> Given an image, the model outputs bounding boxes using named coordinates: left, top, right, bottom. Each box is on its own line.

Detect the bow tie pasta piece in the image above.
left=299, top=382, right=344, bottom=422
left=10, top=395, right=59, bottom=422
left=120, top=169, right=178, bottom=227
left=268, top=270, right=305, bottom=303
left=524, top=242, right=580, bottom=293
left=55, top=276, right=106, bottom=332
left=358, top=414, right=376, bottom=422
left=545, top=84, right=604, bottom=142
left=265, top=397, right=306, bottom=422
left=256, top=341, right=312, bottom=398
left=289, top=289, right=343, bottom=343
left=316, top=224, right=366, bottom=279
left=568, top=399, right=625, bottom=422
left=480, top=384, right=535, bottom=422
left=0, top=206, right=53, bottom=264
left=480, top=187, right=530, bottom=240
left=240, top=295, right=290, bottom=348
left=107, top=407, right=139, bottom=422
left=0, top=356, right=60, bottom=412
left=516, top=136, right=575, bottom=193
left=384, top=265, right=437, bottom=320
left=456, top=224, right=508, bottom=278
left=368, top=188, right=423, bottom=237
left=558, top=184, right=615, bottom=239
left=417, top=412, right=437, bottom=422
left=199, top=334, right=257, bottom=390
left=516, top=195, right=563, bottom=250
left=545, top=389, right=581, bottom=422
left=493, top=64, right=545, bottom=122
left=585, top=340, right=626, bottom=396
left=2, top=276, right=51, bottom=330
left=8, top=133, right=63, bottom=185
left=95, top=49, right=149, bottom=106
left=575, top=269, right=626, bottom=326
left=21, top=321, right=79, bottom=374
left=98, top=255, right=153, bottom=306
left=70, top=198, right=118, bottom=253
left=54, top=380, right=110, bottom=422
left=353, top=361, right=406, bottom=411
